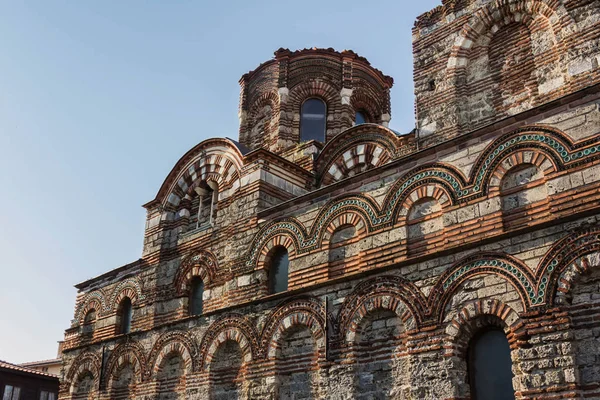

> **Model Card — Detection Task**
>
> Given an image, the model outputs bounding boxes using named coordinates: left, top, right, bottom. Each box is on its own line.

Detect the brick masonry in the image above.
left=60, top=1, right=600, bottom=399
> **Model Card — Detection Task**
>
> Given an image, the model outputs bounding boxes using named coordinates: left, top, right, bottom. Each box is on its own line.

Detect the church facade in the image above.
left=60, top=1, right=600, bottom=399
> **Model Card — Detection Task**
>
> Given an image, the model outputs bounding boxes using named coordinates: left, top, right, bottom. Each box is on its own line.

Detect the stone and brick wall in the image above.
left=60, top=1, right=600, bottom=399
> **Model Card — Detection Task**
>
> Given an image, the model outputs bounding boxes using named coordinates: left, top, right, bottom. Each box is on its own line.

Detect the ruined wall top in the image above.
left=412, top=0, right=600, bottom=146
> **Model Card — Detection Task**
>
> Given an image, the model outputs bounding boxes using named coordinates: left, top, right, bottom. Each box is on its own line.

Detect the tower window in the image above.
left=189, top=277, right=204, bottom=316
left=191, top=181, right=218, bottom=230
left=300, top=98, right=326, bottom=142
left=468, top=328, right=515, bottom=399
left=118, top=297, right=133, bottom=334
left=268, top=247, right=289, bottom=294
left=355, top=110, right=367, bottom=125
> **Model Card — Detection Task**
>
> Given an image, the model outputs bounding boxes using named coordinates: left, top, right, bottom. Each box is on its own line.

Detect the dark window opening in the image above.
left=2, top=386, right=21, bottom=400
left=268, top=247, right=289, bottom=294
left=190, top=277, right=204, bottom=316
left=191, top=181, right=218, bottom=230
left=118, top=297, right=133, bottom=335
left=300, top=98, right=326, bottom=142
left=468, top=328, right=515, bottom=400
left=355, top=110, right=367, bottom=125
left=428, top=79, right=436, bottom=91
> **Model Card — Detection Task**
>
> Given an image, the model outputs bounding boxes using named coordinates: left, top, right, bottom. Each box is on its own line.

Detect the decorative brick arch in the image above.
left=199, top=314, right=259, bottom=370
left=429, top=252, right=533, bottom=322
left=315, top=124, right=409, bottom=187
left=286, top=80, right=342, bottom=143
left=260, top=297, right=326, bottom=359
left=397, top=183, right=452, bottom=223
left=444, top=299, right=527, bottom=357
left=105, top=342, right=146, bottom=386
left=156, top=139, right=245, bottom=211
left=65, top=351, right=102, bottom=389
left=246, top=91, right=280, bottom=150
left=488, top=148, right=556, bottom=190
left=446, top=0, right=570, bottom=76
left=338, top=276, right=426, bottom=343
left=536, top=226, right=600, bottom=306
left=73, top=290, right=108, bottom=325
left=321, top=211, right=368, bottom=248
left=147, top=331, right=198, bottom=379
left=174, top=249, right=218, bottom=295
left=350, top=90, right=384, bottom=123
left=110, top=277, right=145, bottom=311
left=256, top=233, right=298, bottom=271
left=384, top=163, right=465, bottom=223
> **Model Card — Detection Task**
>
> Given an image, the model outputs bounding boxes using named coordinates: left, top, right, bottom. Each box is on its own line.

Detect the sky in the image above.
left=0, top=0, right=441, bottom=364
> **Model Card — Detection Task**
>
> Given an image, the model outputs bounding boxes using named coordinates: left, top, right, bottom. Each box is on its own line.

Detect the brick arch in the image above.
left=65, top=351, right=102, bottom=388
left=321, top=212, right=367, bottom=248
left=315, top=124, right=406, bottom=187
left=444, top=299, right=527, bottom=357
left=105, top=342, right=146, bottom=386
left=350, top=90, right=382, bottom=123
left=260, top=297, right=326, bottom=359
left=110, top=278, right=145, bottom=311
left=75, top=297, right=104, bottom=326
left=467, top=125, right=580, bottom=196
left=73, top=290, right=108, bottom=325
left=256, top=233, right=298, bottom=271
left=199, top=315, right=259, bottom=371
left=383, top=163, right=465, bottom=223
left=246, top=91, right=280, bottom=150
left=286, top=80, right=342, bottom=143
left=536, top=226, right=600, bottom=307
left=554, top=252, right=600, bottom=305
left=159, top=140, right=245, bottom=212
left=447, top=0, right=569, bottom=76
left=147, top=331, right=197, bottom=379
left=488, top=149, right=556, bottom=190
left=246, top=217, right=305, bottom=269
left=338, top=276, right=427, bottom=341
left=174, top=249, right=218, bottom=295
left=398, top=183, right=453, bottom=224
left=429, top=252, right=534, bottom=322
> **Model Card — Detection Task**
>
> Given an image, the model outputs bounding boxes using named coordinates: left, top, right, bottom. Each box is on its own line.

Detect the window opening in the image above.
left=268, top=247, right=289, bottom=294
left=300, top=98, right=326, bottom=142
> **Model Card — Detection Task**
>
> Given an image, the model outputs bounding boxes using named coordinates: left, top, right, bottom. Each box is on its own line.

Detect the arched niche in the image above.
left=209, top=339, right=243, bottom=400
left=156, top=352, right=186, bottom=399
left=352, top=308, right=407, bottom=399
left=406, top=196, right=445, bottom=256
left=500, top=163, right=549, bottom=230
left=275, top=324, right=319, bottom=399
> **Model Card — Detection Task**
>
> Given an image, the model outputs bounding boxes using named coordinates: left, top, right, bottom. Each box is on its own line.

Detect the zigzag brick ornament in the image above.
left=61, top=1, right=600, bottom=398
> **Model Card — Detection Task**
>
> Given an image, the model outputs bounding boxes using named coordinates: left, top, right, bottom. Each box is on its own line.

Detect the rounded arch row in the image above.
left=244, top=124, right=600, bottom=268
left=73, top=276, right=145, bottom=325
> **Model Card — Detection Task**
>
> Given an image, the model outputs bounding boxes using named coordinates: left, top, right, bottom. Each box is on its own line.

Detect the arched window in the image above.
left=190, top=181, right=218, bottom=230
left=268, top=247, right=289, bottom=294
left=300, top=98, right=326, bottom=142
left=468, top=328, right=515, bottom=400
left=117, top=297, right=132, bottom=335
left=82, top=309, right=96, bottom=336
left=189, top=277, right=204, bottom=316
left=355, top=110, right=367, bottom=125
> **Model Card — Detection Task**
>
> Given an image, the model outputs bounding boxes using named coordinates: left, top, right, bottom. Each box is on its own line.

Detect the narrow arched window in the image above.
left=118, top=297, right=133, bottom=334
left=355, top=110, right=367, bottom=125
left=189, top=277, right=204, bottom=316
left=300, top=98, right=326, bottom=142
left=82, top=309, right=96, bottom=336
left=268, top=247, right=289, bottom=294
left=468, top=328, right=515, bottom=400
left=191, top=180, right=218, bottom=230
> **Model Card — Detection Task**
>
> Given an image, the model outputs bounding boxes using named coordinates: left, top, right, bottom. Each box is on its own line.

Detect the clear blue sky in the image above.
left=0, top=0, right=440, bottom=363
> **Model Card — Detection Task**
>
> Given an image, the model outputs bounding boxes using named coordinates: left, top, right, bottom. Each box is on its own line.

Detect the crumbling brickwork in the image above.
left=60, top=1, right=600, bottom=399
